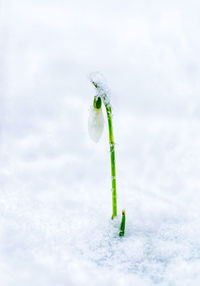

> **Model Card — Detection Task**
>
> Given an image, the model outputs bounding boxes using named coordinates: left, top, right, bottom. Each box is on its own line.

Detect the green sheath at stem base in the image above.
left=119, top=210, right=126, bottom=237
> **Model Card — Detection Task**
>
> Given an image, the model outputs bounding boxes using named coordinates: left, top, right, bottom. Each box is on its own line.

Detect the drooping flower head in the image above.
left=88, top=72, right=111, bottom=143
left=88, top=95, right=104, bottom=143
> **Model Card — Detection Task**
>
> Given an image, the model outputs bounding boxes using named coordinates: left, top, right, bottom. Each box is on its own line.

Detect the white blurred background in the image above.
left=1, top=0, right=200, bottom=285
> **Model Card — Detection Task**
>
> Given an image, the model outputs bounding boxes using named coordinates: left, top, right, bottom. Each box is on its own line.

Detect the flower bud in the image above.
left=88, top=105, right=104, bottom=143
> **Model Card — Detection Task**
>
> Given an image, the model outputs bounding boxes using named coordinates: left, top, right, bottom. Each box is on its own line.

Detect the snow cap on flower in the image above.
left=89, top=72, right=111, bottom=108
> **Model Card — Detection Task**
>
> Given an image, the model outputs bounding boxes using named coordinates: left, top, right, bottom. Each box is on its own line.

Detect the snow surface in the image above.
left=1, top=0, right=200, bottom=285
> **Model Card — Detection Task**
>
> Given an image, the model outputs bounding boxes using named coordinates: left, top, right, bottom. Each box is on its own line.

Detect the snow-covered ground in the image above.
left=1, top=0, right=200, bottom=285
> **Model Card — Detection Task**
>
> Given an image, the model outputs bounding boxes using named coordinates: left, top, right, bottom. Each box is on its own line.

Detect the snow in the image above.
left=89, top=72, right=111, bottom=107
left=1, top=0, right=200, bottom=285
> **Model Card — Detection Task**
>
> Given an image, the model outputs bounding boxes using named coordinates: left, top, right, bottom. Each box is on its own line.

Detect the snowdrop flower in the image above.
left=88, top=96, right=104, bottom=143
left=88, top=76, right=126, bottom=234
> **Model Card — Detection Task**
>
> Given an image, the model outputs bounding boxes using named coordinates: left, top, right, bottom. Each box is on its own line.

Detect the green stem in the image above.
left=106, top=106, right=117, bottom=219
left=92, top=81, right=117, bottom=219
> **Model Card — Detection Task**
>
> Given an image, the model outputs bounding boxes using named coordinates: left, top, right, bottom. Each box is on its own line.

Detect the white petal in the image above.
left=88, top=107, right=104, bottom=143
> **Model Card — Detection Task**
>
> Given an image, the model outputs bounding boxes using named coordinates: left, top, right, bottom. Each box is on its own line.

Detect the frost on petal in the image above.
left=88, top=107, right=104, bottom=143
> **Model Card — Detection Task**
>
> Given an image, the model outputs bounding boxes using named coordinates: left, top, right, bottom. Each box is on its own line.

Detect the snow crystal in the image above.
left=89, top=72, right=111, bottom=108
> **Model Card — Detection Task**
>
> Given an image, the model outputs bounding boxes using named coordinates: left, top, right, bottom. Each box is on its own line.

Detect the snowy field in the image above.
left=1, top=0, right=200, bottom=285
